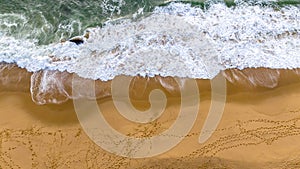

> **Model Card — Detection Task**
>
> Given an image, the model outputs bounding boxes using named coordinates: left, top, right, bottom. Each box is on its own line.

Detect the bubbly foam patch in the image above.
left=0, top=2, right=300, bottom=81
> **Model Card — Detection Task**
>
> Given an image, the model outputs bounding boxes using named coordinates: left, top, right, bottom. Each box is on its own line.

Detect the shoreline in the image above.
left=1, top=64, right=300, bottom=168
left=1, top=63, right=300, bottom=104
left=1, top=1, right=300, bottom=168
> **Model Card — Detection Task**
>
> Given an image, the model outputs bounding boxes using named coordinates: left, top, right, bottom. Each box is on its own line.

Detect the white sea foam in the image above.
left=0, top=2, right=300, bottom=81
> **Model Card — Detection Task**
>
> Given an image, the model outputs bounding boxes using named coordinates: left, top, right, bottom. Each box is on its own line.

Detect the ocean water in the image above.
left=0, top=0, right=300, bottom=104
left=2, top=2, right=300, bottom=167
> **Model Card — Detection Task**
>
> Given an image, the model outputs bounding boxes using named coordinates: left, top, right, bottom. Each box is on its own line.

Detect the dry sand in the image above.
left=1, top=67, right=300, bottom=168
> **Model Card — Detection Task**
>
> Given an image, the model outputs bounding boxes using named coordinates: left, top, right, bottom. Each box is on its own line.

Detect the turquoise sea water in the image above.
left=0, top=0, right=299, bottom=44
left=0, top=0, right=165, bottom=44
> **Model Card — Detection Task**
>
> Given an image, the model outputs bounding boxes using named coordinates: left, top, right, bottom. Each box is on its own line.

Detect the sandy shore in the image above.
left=1, top=67, right=300, bottom=168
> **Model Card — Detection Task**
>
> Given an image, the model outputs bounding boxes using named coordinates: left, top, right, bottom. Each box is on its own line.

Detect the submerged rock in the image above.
left=69, top=37, right=84, bottom=45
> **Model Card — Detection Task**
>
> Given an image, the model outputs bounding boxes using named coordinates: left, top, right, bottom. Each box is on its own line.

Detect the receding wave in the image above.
left=0, top=1, right=300, bottom=104
left=1, top=63, right=300, bottom=105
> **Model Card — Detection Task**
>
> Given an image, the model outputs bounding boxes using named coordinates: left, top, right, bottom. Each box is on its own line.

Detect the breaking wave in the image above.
left=0, top=1, right=300, bottom=104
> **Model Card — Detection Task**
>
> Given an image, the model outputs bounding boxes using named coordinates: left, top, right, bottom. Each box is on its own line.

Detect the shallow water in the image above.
left=1, top=0, right=300, bottom=83
left=1, top=0, right=300, bottom=168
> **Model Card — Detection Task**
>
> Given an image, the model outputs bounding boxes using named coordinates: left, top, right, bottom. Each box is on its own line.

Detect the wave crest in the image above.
left=1, top=3, right=300, bottom=81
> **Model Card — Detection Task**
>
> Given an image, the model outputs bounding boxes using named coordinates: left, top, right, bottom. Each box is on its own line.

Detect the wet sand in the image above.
left=1, top=67, right=300, bottom=168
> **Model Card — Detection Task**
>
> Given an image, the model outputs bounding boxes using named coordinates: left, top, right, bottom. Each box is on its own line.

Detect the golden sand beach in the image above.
left=1, top=64, right=300, bottom=168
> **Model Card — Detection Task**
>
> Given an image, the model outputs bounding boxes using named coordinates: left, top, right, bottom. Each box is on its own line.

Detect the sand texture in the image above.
left=1, top=66, right=300, bottom=168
